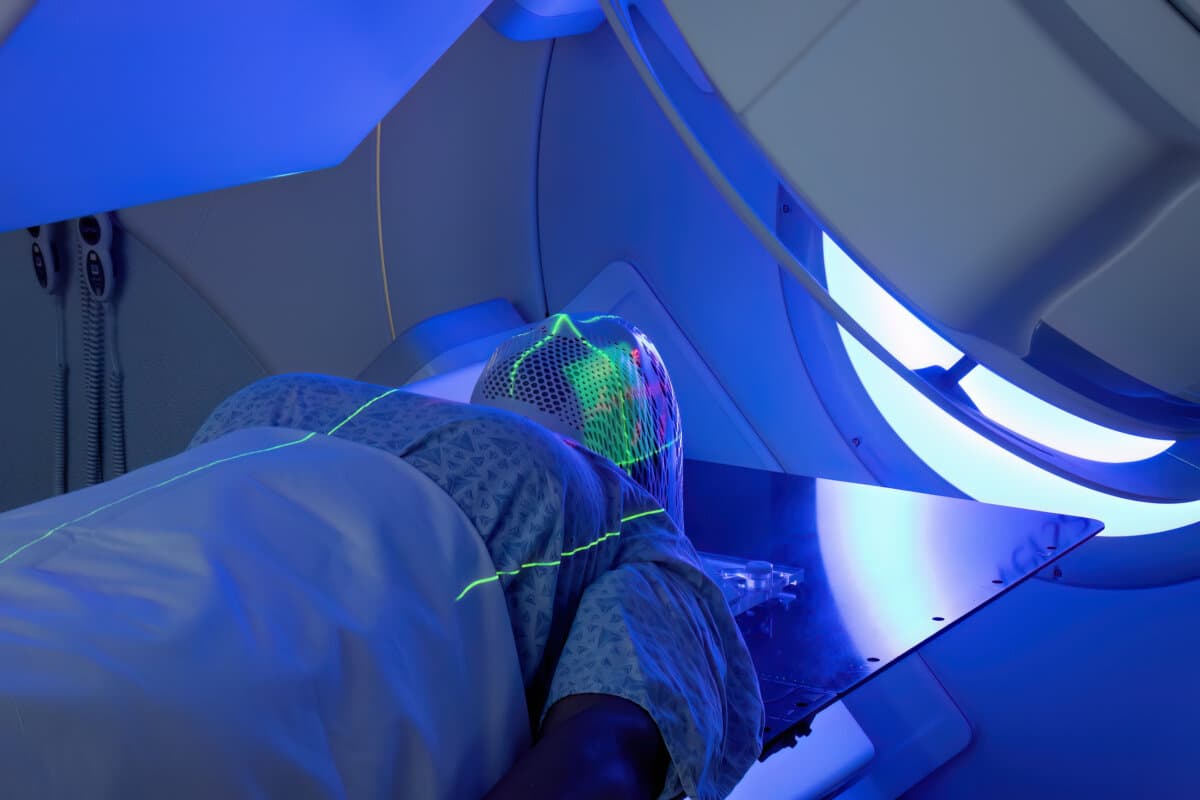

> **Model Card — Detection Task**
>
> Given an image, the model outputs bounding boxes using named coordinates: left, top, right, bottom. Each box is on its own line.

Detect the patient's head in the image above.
left=472, top=313, right=683, bottom=525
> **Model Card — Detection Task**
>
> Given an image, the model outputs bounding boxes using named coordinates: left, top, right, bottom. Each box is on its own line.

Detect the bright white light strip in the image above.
left=960, top=368, right=1174, bottom=463
left=823, top=236, right=1174, bottom=464
left=822, top=236, right=1199, bottom=537
left=838, top=332, right=1200, bottom=536
left=823, top=238, right=962, bottom=371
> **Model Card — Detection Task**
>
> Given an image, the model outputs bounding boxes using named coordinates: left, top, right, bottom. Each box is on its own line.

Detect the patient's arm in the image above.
left=483, top=693, right=669, bottom=800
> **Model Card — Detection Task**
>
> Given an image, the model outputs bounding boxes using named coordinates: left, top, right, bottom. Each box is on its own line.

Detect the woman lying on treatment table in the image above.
left=0, top=314, right=762, bottom=799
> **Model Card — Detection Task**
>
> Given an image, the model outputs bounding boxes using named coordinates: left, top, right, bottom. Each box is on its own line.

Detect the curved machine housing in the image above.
left=664, top=0, right=1200, bottom=434
left=0, top=2, right=1198, bottom=799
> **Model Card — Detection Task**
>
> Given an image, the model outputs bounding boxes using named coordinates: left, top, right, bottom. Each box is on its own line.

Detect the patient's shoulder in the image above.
left=401, top=402, right=626, bottom=537
left=404, top=401, right=592, bottom=491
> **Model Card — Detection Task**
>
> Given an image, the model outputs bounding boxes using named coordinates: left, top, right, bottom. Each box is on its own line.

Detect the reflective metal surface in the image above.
left=683, top=460, right=1104, bottom=753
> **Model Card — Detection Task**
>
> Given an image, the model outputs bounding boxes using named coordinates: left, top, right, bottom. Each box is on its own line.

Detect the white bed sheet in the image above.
left=0, top=427, right=528, bottom=798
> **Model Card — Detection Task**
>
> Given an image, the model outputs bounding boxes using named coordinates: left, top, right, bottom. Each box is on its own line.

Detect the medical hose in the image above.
left=52, top=296, right=68, bottom=495
left=105, top=309, right=126, bottom=478
left=80, top=247, right=104, bottom=487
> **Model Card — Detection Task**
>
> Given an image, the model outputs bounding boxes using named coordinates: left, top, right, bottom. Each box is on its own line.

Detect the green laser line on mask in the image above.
left=612, top=434, right=680, bottom=468
left=508, top=314, right=577, bottom=394
left=506, top=315, right=674, bottom=470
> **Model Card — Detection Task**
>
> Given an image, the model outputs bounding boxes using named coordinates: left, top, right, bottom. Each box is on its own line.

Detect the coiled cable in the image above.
left=80, top=242, right=104, bottom=487
left=105, top=308, right=125, bottom=478
left=52, top=295, right=68, bottom=495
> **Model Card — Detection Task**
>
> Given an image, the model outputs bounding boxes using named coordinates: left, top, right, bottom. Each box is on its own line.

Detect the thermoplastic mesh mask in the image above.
left=472, top=314, right=683, bottom=526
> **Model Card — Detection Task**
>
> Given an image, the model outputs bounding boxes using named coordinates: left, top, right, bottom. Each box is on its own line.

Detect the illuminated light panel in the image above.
left=456, top=508, right=666, bottom=601
left=822, top=234, right=1199, bottom=535
left=823, top=236, right=1175, bottom=465
left=838, top=331, right=1200, bottom=537
left=822, top=236, right=962, bottom=370
left=959, top=368, right=1173, bottom=463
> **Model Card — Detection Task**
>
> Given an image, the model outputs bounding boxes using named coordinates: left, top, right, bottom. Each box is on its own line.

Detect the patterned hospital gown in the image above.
left=192, top=374, right=764, bottom=800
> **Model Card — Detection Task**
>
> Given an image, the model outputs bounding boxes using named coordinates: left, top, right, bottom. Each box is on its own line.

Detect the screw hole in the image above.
left=991, top=579, right=1003, bottom=585
left=932, top=616, right=945, bottom=622
left=1046, top=545, right=1057, bottom=551
left=867, top=657, right=880, bottom=663
left=795, top=701, right=809, bottom=708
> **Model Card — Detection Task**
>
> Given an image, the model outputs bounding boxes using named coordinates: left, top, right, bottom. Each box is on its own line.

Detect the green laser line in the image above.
left=508, top=314, right=572, bottom=395
left=612, top=434, right=680, bottom=468
left=326, top=388, right=402, bottom=435
left=455, top=508, right=666, bottom=602
left=508, top=314, right=667, bottom=471
left=506, top=314, right=592, bottom=395
left=618, top=508, right=666, bottom=524
left=565, top=343, right=636, bottom=465
left=0, top=388, right=401, bottom=568
left=454, top=567, right=525, bottom=602
left=561, top=530, right=620, bottom=558
left=455, top=575, right=501, bottom=599
left=0, top=434, right=316, bottom=567
left=2, top=378, right=667, bottom=605
left=556, top=314, right=585, bottom=339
